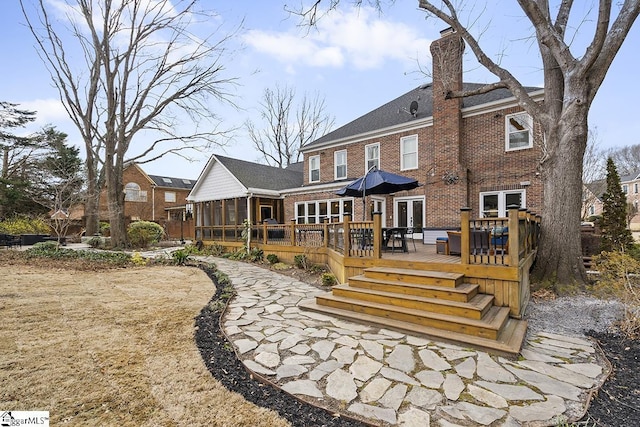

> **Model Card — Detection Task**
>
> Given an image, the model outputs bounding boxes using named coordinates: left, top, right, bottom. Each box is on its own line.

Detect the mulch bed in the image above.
left=580, top=331, right=639, bottom=426
left=195, top=265, right=639, bottom=427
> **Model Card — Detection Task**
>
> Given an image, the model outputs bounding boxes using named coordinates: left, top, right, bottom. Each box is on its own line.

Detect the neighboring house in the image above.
left=582, top=180, right=606, bottom=219
left=583, top=173, right=640, bottom=229
left=99, top=163, right=195, bottom=226
left=186, top=155, right=303, bottom=241
left=190, top=28, right=545, bottom=243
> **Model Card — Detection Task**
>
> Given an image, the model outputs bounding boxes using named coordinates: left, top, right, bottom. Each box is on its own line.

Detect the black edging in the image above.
left=194, top=265, right=371, bottom=427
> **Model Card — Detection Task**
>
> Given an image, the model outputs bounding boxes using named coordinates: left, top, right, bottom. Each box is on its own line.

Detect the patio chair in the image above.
left=404, top=227, right=417, bottom=251
left=447, top=231, right=461, bottom=255
left=470, top=229, right=491, bottom=255
left=490, top=226, right=509, bottom=254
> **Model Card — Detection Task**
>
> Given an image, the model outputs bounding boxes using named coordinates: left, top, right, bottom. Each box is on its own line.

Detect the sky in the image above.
left=1, top=1, right=639, bottom=180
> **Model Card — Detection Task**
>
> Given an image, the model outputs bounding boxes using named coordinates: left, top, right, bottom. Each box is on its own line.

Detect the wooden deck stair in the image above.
left=300, top=266, right=527, bottom=355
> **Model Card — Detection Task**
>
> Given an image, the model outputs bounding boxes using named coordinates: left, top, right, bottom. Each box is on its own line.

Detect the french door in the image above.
left=394, top=197, right=424, bottom=239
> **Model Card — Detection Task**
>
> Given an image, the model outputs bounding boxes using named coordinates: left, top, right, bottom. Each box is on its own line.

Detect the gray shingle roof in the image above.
left=215, top=154, right=303, bottom=191
left=148, top=174, right=196, bottom=190
left=305, top=82, right=542, bottom=149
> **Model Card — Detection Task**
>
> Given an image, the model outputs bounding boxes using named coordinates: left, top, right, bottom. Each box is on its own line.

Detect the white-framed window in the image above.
left=480, top=189, right=526, bottom=218
left=295, top=198, right=353, bottom=224
left=164, top=191, right=176, bottom=203
left=334, top=150, right=347, bottom=180
left=124, top=182, right=147, bottom=202
left=365, top=143, right=380, bottom=171
left=635, top=183, right=638, bottom=193
left=506, top=112, right=533, bottom=151
left=309, top=155, right=320, bottom=183
left=400, top=135, right=418, bottom=170
left=623, top=184, right=629, bottom=194
left=589, top=205, right=595, bottom=216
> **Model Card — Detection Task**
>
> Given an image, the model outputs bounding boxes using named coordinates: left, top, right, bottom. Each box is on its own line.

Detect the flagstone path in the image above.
left=208, top=258, right=609, bottom=427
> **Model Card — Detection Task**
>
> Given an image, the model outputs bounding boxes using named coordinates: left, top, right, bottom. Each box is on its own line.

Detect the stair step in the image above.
left=362, top=267, right=464, bottom=288
left=348, top=275, right=479, bottom=302
left=314, top=294, right=509, bottom=340
left=300, top=300, right=527, bottom=356
left=332, top=284, right=493, bottom=319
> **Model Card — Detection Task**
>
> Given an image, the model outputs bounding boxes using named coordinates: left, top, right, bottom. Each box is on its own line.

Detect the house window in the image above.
left=309, top=155, right=320, bottom=183
left=635, top=183, right=638, bottom=194
left=506, top=113, right=533, bottom=151
left=589, top=205, right=595, bottom=216
left=622, top=184, right=628, bottom=194
left=335, top=150, right=347, bottom=180
left=480, top=190, right=526, bottom=217
left=165, top=192, right=176, bottom=203
left=400, top=135, right=418, bottom=170
left=124, top=182, right=147, bottom=202
left=365, top=143, right=380, bottom=171
left=295, top=198, right=353, bottom=224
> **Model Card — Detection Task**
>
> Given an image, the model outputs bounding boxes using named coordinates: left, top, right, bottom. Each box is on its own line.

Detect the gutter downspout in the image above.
left=247, top=193, right=252, bottom=251
left=151, top=185, right=156, bottom=221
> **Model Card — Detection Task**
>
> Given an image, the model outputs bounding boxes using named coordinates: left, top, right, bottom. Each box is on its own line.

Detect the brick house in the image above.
left=584, top=172, right=640, bottom=229
left=284, top=28, right=544, bottom=242
left=99, top=163, right=195, bottom=233
left=190, top=28, right=544, bottom=244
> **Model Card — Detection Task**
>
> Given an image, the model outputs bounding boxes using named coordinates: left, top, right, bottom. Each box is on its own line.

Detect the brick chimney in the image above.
left=427, top=28, right=468, bottom=228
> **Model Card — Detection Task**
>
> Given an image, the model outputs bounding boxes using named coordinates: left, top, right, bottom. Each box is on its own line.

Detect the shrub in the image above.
left=0, top=216, right=50, bottom=235
left=321, top=273, right=337, bottom=287
left=32, top=241, right=59, bottom=251
left=172, top=249, right=189, bottom=265
left=248, top=247, right=263, bottom=263
left=310, top=264, right=326, bottom=274
left=127, top=221, right=164, bottom=248
left=131, top=252, right=147, bottom=266
left=99, top=222, right=110, bottom=236
left=228, top=249, right=248, bottom=260
left=294, top=254, right=308, bottom=269
left=266, top=253, right=279, bottom=264
left=592, top=251, right=640, bottom=338
left=87, top=236, right=103, bottom=248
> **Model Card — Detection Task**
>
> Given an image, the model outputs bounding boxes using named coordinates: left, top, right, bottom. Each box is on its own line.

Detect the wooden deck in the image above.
left=381, top=242, right=460, bottom=264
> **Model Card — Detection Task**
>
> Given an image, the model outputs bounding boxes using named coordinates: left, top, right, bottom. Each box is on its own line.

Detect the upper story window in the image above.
left=334, top=150, right=347, bottom=180
left=635, top=183, right=638, bottom=193
left=400, top=135, right=418, bottom=170
left=506, top=113, right=533, bottom=151
left=309, top=155, right=320, bottom=183
left=365, top=143, right=380, bottom=171
left=165, top=191, right=176, bottom=203
left=124, top=182, right=147, bottom=202
left=623, top=184, right=629, bottom=194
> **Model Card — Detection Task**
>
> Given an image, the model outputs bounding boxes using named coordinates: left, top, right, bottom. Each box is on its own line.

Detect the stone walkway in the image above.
left=205, top=258, right=609, bottom=427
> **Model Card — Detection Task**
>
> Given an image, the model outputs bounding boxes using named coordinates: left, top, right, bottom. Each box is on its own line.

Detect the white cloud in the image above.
left=244, top=6, right=432, bottom=71
left=19, top=98, right=69, bottom=126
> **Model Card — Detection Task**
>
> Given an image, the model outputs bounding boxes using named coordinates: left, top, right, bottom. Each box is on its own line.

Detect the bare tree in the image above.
left=246, top=85, right=334, bottom=168
left=21, top=0, right=238, bottom=247
left=582, top=128, right=606, bottom=219
left=294, top=0, right=640, bottom=289
left=607, top=143, right=640, bottom=176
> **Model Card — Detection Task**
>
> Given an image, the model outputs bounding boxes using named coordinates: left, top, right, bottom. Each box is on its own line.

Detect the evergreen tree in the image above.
left=601, top=158, right=634, bottom=252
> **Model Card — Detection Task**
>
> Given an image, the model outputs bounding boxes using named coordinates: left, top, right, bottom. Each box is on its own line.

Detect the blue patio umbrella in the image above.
left=336, top=166, right=421, bottom=220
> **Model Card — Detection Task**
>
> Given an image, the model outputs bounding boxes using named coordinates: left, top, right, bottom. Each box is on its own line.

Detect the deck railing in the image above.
left=203, top=208, right=539, bottom=267
left=461, top=207, right=540, bottom=266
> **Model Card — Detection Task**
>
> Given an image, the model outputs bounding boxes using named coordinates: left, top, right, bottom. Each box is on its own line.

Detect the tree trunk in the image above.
left=532, top=106, right=589, bottom=290
left=83, top=155, right=99, bottom=236
left=105, top=157, right=127, bottom=248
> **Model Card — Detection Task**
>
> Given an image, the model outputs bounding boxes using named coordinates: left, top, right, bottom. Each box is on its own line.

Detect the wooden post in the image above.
left=262, top=220, right=268, bottom=245
left=373, top=211, right=382, bottom=259
left=508, top=206, right=520, bottom=266
left=290, top=219, right=296, bottom=247
left=460, top=207, right=471, bottom=265
left=323, top=218, right=329, bottom=248
left=343, top=214, right=351, bottom=256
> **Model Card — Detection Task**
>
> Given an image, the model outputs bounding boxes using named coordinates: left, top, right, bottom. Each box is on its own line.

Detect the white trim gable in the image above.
left=187, top=155, right=247, bottom=202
